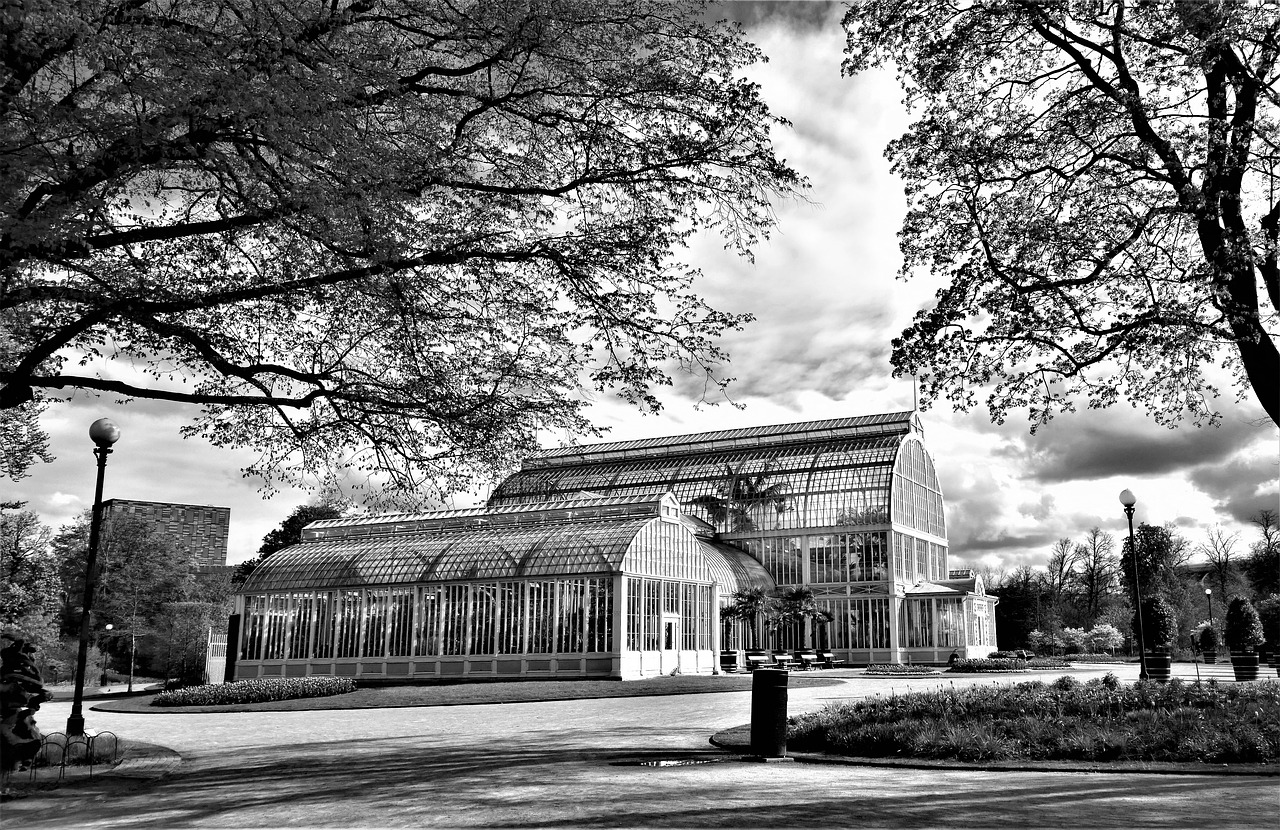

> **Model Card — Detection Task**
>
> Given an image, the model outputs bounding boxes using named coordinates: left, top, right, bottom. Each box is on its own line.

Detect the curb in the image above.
left=101, top=741, right=182, bottom=781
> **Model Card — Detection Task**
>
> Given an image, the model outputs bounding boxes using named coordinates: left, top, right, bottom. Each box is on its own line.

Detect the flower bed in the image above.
left=948, top=657, right=1027, bottom=673
left=863, top=664, right=941, bottom=676
left=787, top=677, right=1280, bottom=763
left=1026, top=657, right=1070, bottom=668
left=1064, top=653, right=1125, bottom=663
left=152, top=676, right=356, bottom=707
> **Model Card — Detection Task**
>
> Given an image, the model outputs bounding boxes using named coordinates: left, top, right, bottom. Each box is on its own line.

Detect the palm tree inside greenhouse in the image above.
left=723, top=586, right=777, bottom=651
left=776, top=586, right=825, bottom=650
left=688, top=464, right=789, bottom=532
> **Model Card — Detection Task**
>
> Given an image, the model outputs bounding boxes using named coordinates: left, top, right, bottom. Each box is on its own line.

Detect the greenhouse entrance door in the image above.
left=661, top=612, right=680, bottom=674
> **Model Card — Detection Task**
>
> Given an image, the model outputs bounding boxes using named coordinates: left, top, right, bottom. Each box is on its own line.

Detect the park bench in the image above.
left=793, top=651, right=821, bottom=670
left=816, top=651, right=845, bottom=669
left=771, top=653, right=798, bottom=670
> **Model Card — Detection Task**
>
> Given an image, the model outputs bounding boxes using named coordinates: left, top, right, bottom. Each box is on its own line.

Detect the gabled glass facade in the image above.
left=231, top=412, right=995, bottom=682
left=490, top=411, right=994, bottom=662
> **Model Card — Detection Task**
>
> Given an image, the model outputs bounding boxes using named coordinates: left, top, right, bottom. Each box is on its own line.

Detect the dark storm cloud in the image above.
left=1188, top=455, right=1280, bottom=523
left=996, top=411, right=1267, bottom=484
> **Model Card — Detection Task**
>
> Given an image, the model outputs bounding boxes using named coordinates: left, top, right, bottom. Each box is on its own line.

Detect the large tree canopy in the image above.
left=0, top=0, right=801, bottom=504
left=844, top=0, right=1280, bottom=428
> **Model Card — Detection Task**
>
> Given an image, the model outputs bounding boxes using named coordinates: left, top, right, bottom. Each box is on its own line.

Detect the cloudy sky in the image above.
left=4, top=1, right=1276, bottom=575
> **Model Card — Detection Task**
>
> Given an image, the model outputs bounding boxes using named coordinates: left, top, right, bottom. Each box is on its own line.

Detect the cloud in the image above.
left=718, top=0, right=842, bottom=32
left=1187, top=452, right=1280, bottom=524
left=998, top=409, right=1272, bottom=484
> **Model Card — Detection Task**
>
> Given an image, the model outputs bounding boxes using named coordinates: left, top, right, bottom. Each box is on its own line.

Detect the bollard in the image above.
left=749, top=668, right=789, bottom=758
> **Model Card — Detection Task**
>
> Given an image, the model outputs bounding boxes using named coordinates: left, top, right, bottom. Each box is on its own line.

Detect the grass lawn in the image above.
left=787, top=676, right=1280, bottom=764
left=95, top=672, right=843, bottom=714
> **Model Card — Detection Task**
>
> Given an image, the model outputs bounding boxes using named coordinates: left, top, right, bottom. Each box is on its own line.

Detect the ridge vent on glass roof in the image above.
left=301, top=494, right=674, bottom=541
left=521, top=411, right=917, bottom=468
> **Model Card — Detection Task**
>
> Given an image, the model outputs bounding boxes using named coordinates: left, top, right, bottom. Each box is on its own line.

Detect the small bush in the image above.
left=1225, top=598, right=1266, bottom=652
left=152, top=676, right=356, bottom=707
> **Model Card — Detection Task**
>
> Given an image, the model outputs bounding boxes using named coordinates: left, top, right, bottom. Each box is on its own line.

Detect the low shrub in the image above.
left=1026, top=657, right=1070, bottom=668
left=948, top=657, right=1026, bottom=673
left=988, top=651, right=1018, bottom=659
left=151, top=676, right=356, bottom=707
left=1063, top=653, right=1124, bottom=663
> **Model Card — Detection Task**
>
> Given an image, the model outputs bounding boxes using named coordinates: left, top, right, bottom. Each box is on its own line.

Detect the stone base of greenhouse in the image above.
left=230, top=412, right=997, bottom=682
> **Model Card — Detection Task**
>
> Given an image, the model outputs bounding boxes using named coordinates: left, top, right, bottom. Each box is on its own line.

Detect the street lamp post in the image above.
left=66, top=418, right=120, bottom=736
left=1119, top=489, right=1148, bottom=682
left=1205, top=587, right=1214, bottom=629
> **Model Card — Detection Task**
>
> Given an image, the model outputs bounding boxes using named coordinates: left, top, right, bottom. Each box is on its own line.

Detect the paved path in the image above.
left=7, top=664, right=1276, bottom=828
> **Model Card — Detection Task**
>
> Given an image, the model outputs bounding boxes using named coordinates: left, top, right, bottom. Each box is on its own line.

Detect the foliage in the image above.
left=233, top=501, right=346, bottom=584
left=1135, top=594, right=1178, bottom=652
left=0, top=0, right=801, bottom=503
left=149, top=602, right=220, bottom=687
left=1121, top=522, right=1191, bottom=608
left=1257, top=595, right=1280, bottom=646
left=1244, top=511, right=1280, bottom=598
left=687, top=464, right=789, bottom=533
left=721, top=586, right=776, bottom=651
left=152, top=676, right=356, bottom=707
left=843, top=1, right=1280, bottom=428
left=0, top=503, right=57, bottom=626
left=788, top=679, right=1280, bottom=764
left=0, top=396, right=53, bottom=480
left=1085, top=623, right=1124, bottom=654
left=774, top=587, right=820, bottom=649
left=1198, top=625, right=1220, bottom=652
left=1060, top=627, right=1088, bottom=654
left=1198, top=527, right=1245, bottom=599
left=1072, top=527, right=1119, bottom=623
left=1225, top=597, right=1266, bottom=652
left=53, top=512, right=193, bottom=640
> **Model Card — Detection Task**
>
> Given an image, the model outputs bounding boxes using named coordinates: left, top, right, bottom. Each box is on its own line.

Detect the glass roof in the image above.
left=243, top=516, right=656, bottom=592
left=526, top=411, right=916, bottom=465
left=303, top=494, right=670, bottom=542
left=489, top=419, right=917, bottom=534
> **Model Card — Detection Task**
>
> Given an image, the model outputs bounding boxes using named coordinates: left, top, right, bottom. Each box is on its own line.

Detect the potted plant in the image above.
left=1224, top=597, right=1265, bottom=681
left=1196, top=624, right=1219, bottom=664
left=1134, top=595, right=1176, bottom=682
left=1256, top=594, right=1280, bottom=677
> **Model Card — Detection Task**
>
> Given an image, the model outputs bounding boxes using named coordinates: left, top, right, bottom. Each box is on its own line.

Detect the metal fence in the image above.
left=2, top=730, right=121, bottom=788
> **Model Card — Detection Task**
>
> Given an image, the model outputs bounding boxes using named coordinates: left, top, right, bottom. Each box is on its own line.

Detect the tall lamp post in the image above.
left=1205, top=587, right=1214, bottom=629
left=1119, top=489, right=1148, bottom=681
left=67, top=418, right=120, bottom=736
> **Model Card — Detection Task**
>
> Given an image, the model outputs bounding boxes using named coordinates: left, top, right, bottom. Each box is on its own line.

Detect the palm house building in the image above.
left=231, top=411, right=996, bottom=682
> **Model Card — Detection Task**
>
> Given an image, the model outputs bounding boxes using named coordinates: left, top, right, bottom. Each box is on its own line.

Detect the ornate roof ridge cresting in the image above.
left=518, top=411, right=917, bottom=469
left=303, top=493, right=680, bottom=541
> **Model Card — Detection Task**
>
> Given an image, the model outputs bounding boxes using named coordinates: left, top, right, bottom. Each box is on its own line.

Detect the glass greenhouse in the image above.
left=231, top=411, right=996, bottom=682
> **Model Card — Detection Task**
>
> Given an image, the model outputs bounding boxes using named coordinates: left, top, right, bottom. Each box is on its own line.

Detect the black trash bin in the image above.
left=750, top=668, right=788, bottom=758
